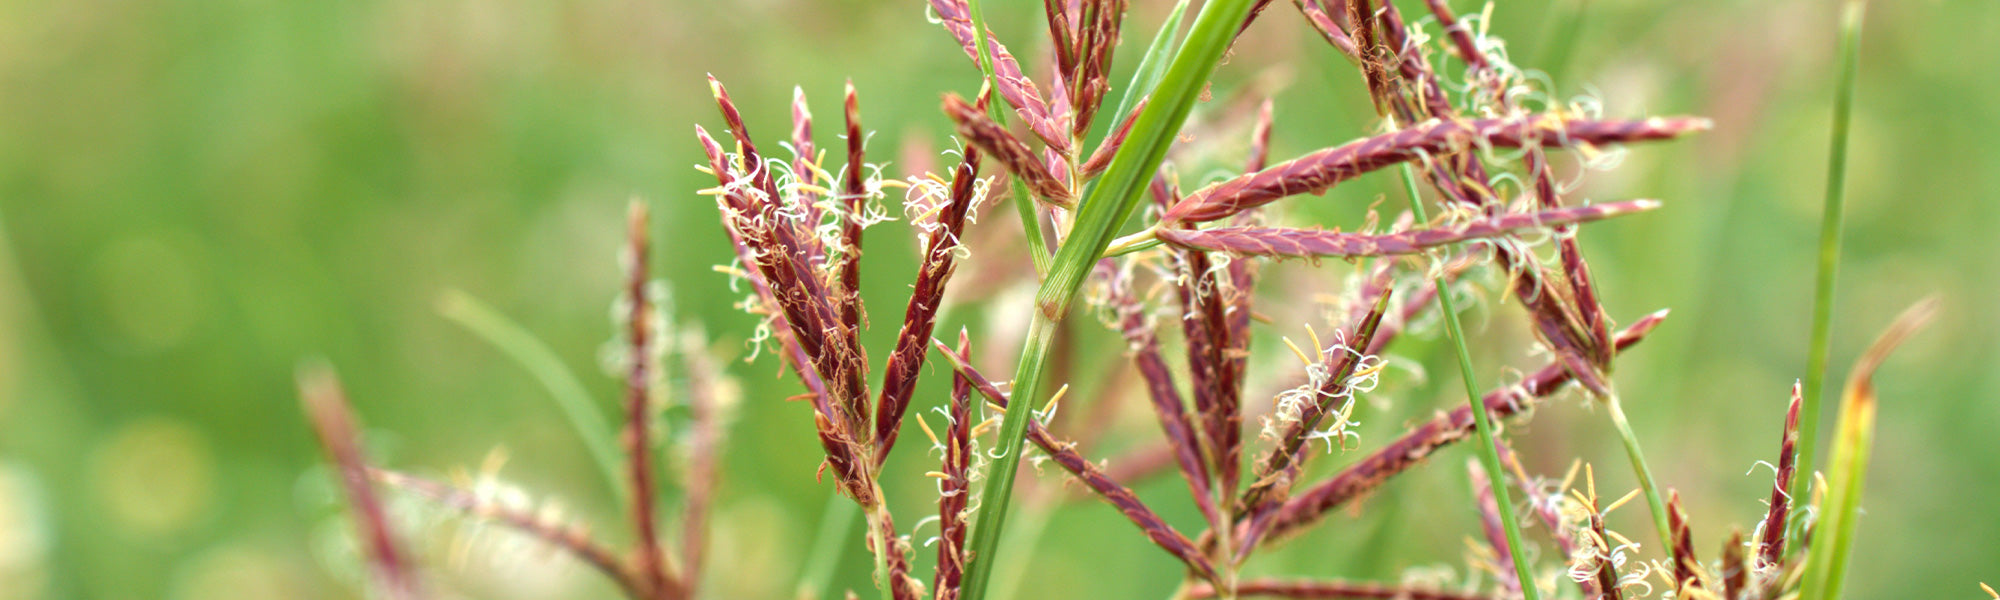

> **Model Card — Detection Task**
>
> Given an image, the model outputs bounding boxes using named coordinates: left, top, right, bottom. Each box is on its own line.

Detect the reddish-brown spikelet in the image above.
left=791, top=87, right=825, bottom=230
left=1422, top=0, right=1488, bottom=72
left=1068, top=0, right=1126, bottom=136
left=931, top=341, right=1221, bottom=584
left=1187, top=578, right=1494, bottom=600
left=1080, top=98, right=1146, bottom=179
left=697, top=125, right=831, bottom=404
left=934, top=332, right=974, bottom=600
left=1162, top=117, right=1708, bottom=223
left=621, top=202, right=677, bottom=598
left=942, top=93, right=1074, bottom=206
left=873, top=146, right=983, bottom=463
left=372, top=468, right=642, bottom=599
left=1104, top=262, right=1221, bottom=528
left=1721, top=529, right=1749, bottom=600
left=1044, top=0, right=1078, bottom=85
left=1531, top=147, right=1614, bottom=368
left=698, top=105, right=872, bottom=445
left=1250, top=311, right=1668, bottom=547
left=838, top=81, right=869, bottom=334
left=299, top=368, right=422, bottom=600
left=679, top=335, right=725, bottom=598
left=1468, top=460, right=1521, bottom=596
left=1158, top=201, right=1660, bottom=259
left=1240, top=291, right=1392, bottom=515
left=925, top=0, right=1070, bottom=154
left=1668, top=490, right=1702, bottom=594
left=1175, top=243, right=1243, bottom=510
left=1293, top=0, right=1361, bottom=60
left=1582, top=492, right=1622, bottom=600
left=1757, top=381, right=1803, bottom=569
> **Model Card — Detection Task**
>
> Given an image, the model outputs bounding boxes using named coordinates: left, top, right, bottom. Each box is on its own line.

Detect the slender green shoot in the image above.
left=437, top=290, right=624, bottom=499
left=1606, top=394, right=1672, bottom=547
left=1794, top=0, right=1867, bottom=524
left=1799, top=298, right=1936, bottom=600
left=793, top=492, right=859, bottom=600
left=958, top=2, right=1262, bottom=599
left=1396, top=162, right=1539, bottom=600
left=965, top=0, right=1052, bottom=273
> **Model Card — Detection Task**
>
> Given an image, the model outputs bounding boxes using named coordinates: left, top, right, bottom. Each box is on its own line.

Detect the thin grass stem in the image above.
left=965, top=0, right=1053, bottom=273
left=1793, top=0, right=1866, bottom=526
left=1395, top=161, right=1539, bottom=600
left=1606, top=394, right=1673, bottom=550
left=958, top=2, right=1261, bottom=599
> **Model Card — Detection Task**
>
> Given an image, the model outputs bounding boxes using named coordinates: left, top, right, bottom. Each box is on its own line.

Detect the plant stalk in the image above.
left=1397, top=162, right=1540, bottom=600
left=1793, top=0, right=1866, bottom=526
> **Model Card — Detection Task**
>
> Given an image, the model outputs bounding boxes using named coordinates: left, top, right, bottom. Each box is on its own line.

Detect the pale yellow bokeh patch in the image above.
left=88, top=418, right=215, bottom=537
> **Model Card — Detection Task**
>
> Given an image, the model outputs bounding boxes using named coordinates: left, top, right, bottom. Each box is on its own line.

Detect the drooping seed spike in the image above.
left=1158, top=201, right=1660, bottom=259
left=1162, top=114, right=1706, bottom=223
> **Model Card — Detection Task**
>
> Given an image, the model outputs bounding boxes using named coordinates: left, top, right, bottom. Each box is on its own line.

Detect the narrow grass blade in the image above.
left=437, top=289, right=625, bottom=500
left=1799, top=298, right=1938, bottom=600
left=1794, top=0, right=1868, bottom=522
left=958, top=2, right=1261, bottom=599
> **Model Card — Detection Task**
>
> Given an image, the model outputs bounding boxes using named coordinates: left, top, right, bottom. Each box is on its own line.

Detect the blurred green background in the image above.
left=1, top=0, right=1993, bottom=598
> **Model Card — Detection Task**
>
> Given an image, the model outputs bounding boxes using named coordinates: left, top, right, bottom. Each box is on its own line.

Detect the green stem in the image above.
left=1397, top=162, right=1540, bottom=600
left=965, top=0, right=1053, bottom=273
left=1606, top=394, right=1673, bottom=548
left=958, top=2, right=1261, bottom=599
left=1793, top=0, right=1866, bottom=531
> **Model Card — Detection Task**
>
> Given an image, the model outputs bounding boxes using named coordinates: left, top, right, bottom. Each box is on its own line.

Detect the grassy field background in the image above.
left=2, top=0, right=1995, bottom=597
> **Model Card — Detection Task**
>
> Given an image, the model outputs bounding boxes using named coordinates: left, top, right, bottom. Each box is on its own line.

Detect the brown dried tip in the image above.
left=942, top=93, right=1073, bottom=207
left=1157, top=201, right=1660, bottom=259
left=1756, top=381, right=1803, bottom=569
left=299, top=366, right=422, bottom=600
